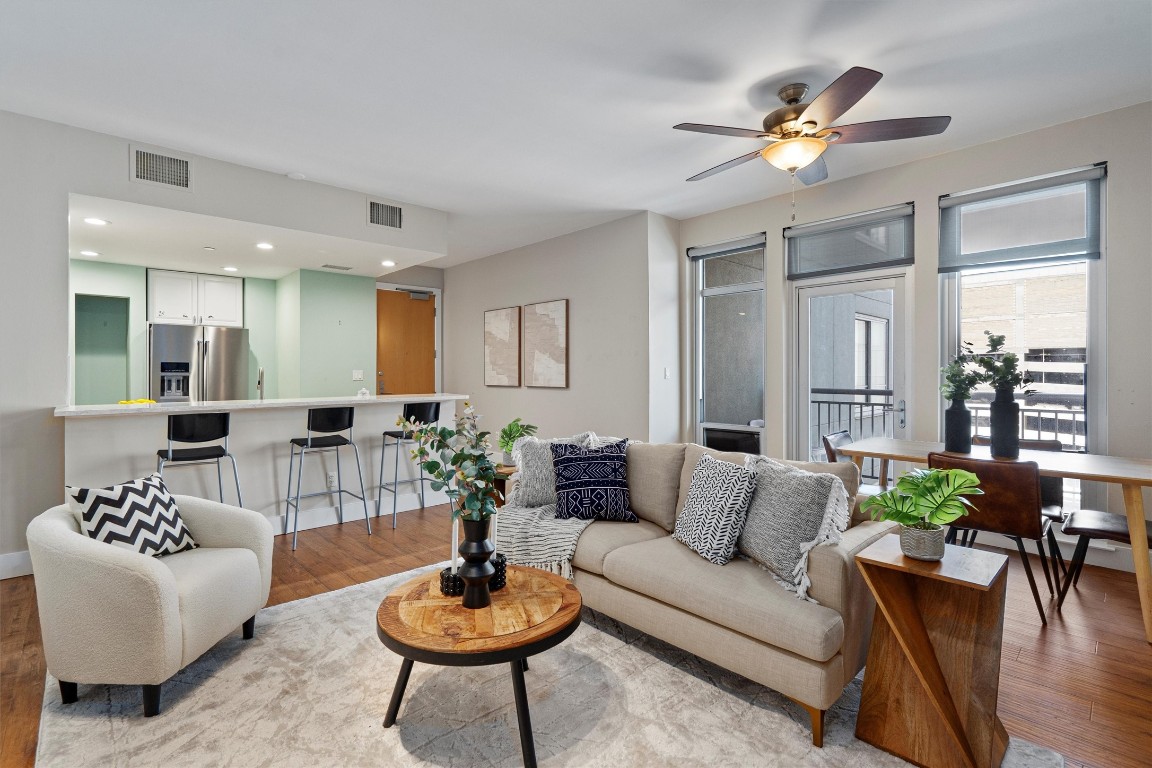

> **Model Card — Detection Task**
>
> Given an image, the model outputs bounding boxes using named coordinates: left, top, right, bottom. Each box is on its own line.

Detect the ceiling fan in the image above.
left=675, top=66, right=951, bottom=186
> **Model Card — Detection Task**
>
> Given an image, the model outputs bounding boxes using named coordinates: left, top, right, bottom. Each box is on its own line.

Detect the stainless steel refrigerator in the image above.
left=149, top=324, right=250, bottom=402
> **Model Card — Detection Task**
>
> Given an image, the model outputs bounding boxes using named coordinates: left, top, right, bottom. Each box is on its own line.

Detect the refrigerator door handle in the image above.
left=202, top=340, right=210, bottom=401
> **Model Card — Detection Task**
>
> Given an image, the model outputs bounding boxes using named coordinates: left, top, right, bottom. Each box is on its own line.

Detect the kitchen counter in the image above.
left=55, top=393, right=467, bottom=418
left=57, top=394, right=471, bottom=536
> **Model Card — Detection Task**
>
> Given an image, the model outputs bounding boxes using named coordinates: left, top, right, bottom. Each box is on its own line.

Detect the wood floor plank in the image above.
left=2, top=512, right=1150, bottom=768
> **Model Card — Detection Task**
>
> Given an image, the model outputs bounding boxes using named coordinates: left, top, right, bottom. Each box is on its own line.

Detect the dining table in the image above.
left=838, top=437, right=1152, bottom=644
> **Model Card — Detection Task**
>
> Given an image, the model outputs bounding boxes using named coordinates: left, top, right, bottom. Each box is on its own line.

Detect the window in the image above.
left=689, top=234, right=766, bottom=451
left=785, top=203, right=914, bottom=280
left=854, top=315, right=889, bottom=394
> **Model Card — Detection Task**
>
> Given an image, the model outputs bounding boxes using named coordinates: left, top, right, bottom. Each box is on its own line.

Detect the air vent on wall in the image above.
left=132, top=147, right=191, bottom=189
left=368, top=200, right=402, bottom=228
left=321, top=264, right=353, bottom=271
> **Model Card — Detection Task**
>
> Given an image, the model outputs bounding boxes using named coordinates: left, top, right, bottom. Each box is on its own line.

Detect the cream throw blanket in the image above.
left=495, top=504, right=592, bottom=579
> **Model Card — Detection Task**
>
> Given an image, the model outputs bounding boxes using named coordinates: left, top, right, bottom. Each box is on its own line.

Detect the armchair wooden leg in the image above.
left=791, top=699, right=826, bottom=747
left=243, top=615, right=256, bottom=640
left=143, top=684, right=162, bottom=717
left=59, top=680, right=77, bottom=704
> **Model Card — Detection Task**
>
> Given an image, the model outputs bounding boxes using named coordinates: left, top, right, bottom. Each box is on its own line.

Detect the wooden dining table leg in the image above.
left=1121, top=484, right=1152, bottom=644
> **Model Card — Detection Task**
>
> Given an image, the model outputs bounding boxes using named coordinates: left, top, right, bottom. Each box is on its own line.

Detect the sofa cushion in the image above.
left=572, top=518, right=666, bottom=575
left=552, top=439, right=636, bottom=521
left=625, top=442, right=686, bottom=531
left=160, top=547, right=262, bottom=665
left=66, top=473, right=197, bottom=557
left=602, top=536, right=845, bottom=662
left=507, top=432, right=595, bottom=507
left=673, top=455, right=757, bottom=565
left=738, top=457, right=850, bottom=600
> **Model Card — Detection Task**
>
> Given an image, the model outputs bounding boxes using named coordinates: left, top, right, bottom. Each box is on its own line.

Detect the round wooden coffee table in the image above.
left=376, top=564, right=582, bottom=768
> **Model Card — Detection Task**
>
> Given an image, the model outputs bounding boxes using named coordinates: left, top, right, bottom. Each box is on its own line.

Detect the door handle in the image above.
left=882, top=399, right=907, bottom=429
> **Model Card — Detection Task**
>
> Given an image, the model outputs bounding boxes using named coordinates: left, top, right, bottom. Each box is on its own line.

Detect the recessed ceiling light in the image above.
left=256, top=242, right=274, bottom=250
left=203, top=246, right=216, bottom=251
left=83, top=217, right=108, bottom=226
left=381, top=260, right=396, bottom=267
left=223, top=266, right=238, bottom=272
left=79, top=250, right=100, bottom=257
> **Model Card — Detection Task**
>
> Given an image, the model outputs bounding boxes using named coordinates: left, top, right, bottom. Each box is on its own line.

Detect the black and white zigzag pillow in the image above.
left=673, top=454, right=757, bottom=565
left=550, top=439, right=637, bottom=521
left=66, top=473, right=197, bottom=557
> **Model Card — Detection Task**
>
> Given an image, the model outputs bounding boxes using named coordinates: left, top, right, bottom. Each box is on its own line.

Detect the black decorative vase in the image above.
left=490, top=553, right=507, bottom=592
left=989, top=387, right=1020, bottom=460
left=944, top=398, right=972, bottom=453
left=458, top=517, right=495, bottom=609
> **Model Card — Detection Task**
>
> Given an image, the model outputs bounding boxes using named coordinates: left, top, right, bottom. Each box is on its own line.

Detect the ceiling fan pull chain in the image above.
left=790, top=172, right=797, bottom=222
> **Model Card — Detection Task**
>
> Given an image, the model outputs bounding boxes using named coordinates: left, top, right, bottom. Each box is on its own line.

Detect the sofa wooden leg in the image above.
left=143, top=684, right=162, bottom=717
left=59, top=680, right=78, bottom=704
left=795, top=700, right=826, bottom=747
left=243, top=615, right=255, bottom=640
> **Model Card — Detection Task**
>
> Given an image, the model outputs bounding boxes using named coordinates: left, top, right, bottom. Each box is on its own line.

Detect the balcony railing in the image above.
left=968, top=402, right=1087, bottom=450
left=810, top=387, right=893, bottom=481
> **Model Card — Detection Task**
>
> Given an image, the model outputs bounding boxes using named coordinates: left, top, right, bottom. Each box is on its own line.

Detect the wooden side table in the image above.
left=855, top=535, right=1010, bottom=768
left=494, top=464, right=517, bottom=505
left=376, top=565, right=581, bottom=768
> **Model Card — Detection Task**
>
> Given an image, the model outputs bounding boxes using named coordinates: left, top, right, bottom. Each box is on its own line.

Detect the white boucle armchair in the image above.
left=27, top=495, right=273, bottom=716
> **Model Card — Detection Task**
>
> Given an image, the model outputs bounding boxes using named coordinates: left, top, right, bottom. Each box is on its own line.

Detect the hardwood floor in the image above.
left=2, top=509, right=1150, bottom=768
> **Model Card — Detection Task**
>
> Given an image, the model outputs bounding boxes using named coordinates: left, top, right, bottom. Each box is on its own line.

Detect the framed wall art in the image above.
left=522, top=299, right=568, bottom=388
left=483, top=306, right=521, bottom=386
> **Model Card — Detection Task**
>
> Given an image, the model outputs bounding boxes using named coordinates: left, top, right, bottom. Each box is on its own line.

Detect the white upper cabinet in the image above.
left=197, top=275, right=244, bottom=326
left=149, top=270, right=243, bottom=327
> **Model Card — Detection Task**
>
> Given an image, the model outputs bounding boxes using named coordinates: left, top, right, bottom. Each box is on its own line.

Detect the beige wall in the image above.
left=443, top=212, right=679, bottom=443
left=382, top=264, right=445, bottom=290
left=680, top=102, right=1152, bottom=515
left=0, top=110, right=448, bottom=567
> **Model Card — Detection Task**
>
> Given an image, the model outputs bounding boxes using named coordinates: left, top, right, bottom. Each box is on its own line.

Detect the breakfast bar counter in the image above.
left=55, top=394, right=468, bottom=536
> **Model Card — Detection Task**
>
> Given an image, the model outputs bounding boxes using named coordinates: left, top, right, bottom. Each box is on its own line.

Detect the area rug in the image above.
left=37, top=564, right=1063, bottom=767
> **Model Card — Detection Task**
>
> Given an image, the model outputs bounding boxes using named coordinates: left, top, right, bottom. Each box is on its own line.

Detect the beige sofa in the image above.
left=570, top=443, right=894, bottom=747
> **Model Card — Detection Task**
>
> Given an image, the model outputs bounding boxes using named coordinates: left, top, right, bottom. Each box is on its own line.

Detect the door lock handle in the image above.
left=881, top=399, right=907, bottom=429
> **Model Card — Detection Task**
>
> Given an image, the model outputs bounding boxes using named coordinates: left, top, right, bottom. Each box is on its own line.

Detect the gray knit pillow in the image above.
left=737, top=456, right=849, bottom=601
left=507, top=432, right=596, bottom=508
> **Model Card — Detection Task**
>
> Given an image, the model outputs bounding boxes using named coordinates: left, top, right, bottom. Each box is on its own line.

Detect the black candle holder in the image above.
left=439, top=567, right=464, bottom=597
left=490, top=553, right=507, bottom=591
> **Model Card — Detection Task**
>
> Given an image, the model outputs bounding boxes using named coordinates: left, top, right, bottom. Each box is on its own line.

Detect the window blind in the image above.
left=938, top=165, right=1104, bottom=273
left=784, top=203, right=914, bottom=280
left=686, top=233, right=766, bottom=261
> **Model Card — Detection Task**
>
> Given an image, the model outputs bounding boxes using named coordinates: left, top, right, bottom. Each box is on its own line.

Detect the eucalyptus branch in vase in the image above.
left=401, top=403, right=502, bottom=521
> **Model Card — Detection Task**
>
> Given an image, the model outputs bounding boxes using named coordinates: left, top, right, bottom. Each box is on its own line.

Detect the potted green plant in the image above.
left=497, top=417, right=538, bottom=466
left=940, top=340, right=981, bottom=454
left=402, top=403, right=501, bottom=608
left=862, top=467, right=983, bottom=561
left=973, top=331, right=1035, bottom=460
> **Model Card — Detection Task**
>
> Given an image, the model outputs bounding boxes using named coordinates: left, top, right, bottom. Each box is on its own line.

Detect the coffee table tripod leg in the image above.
left=521, top=657, right=529, bottom=671
left=510, top=659, right=537, bottom=768
left=383, top=658, right=414, bottom=728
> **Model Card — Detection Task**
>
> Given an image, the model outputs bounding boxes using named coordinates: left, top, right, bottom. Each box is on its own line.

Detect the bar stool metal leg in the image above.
left=215, top=458, right=225, bottom=503
left=375, top=435, right=387, bottom=519
left=335, top=449, right=345, bottom=524
left=228, top=454, right=244, bottom=508
left=283, top=444, right=296, bottom=536
left=351, top=442, right=372, bottom=535
left=292, top=448, right=307, bottom=550
left=418, top=461, right=426, bottom=510
left=392, top=436, right=401, bottom=529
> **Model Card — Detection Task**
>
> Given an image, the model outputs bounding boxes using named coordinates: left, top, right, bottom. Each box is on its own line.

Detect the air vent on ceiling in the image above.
left=368, top=200, right=402, bottom=228
left=321, top=264, right=353, bottom=271
left=132, top=147, right=191, bottom=189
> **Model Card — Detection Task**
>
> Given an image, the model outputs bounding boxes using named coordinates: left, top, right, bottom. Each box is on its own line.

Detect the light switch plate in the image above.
left=352, top=370, right=364, bottom=381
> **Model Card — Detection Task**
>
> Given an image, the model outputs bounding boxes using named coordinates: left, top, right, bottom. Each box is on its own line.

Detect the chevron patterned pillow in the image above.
left=66, top=473, right=197, bottom=557
left=550, top=439, right=637, bottom=521
left=673, top=454, right=757, bottom=565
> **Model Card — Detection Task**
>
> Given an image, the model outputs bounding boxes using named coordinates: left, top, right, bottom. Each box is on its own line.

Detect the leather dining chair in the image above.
left=822, top=430, right=888, bottom=494
left=928, top=452, right=1054, bottom=624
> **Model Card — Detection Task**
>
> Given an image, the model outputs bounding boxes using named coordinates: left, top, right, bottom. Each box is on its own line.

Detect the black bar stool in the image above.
left=377, top=401, right=441, bottom=529
left=156, top=412, right=242, bottom=506
left=284, top=406, right=370, bottom=550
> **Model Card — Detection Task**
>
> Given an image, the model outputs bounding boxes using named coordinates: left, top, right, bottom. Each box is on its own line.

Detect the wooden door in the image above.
left=377, top=289, right=436, bottom=394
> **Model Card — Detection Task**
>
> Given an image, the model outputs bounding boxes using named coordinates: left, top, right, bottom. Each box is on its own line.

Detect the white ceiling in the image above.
left=3, top=1, right=1151, bottom=267
left=68, top=195, right=436, bottom=280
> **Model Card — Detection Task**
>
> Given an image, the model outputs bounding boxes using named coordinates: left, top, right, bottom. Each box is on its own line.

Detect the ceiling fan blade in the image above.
left=797, top=67, right=883, bottom=130
left=687, top=149, right=762, bottom=181
left=795, top=156, right=828, bottom=186
left=674, top=123, right=768, bottom=139
left=818, top=116, right=952, bottom=144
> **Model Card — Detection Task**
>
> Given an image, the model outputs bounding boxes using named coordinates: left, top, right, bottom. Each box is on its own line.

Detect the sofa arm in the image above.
left=174, top=495, right=274, bottom=606
left=806, top=520, right=896, bottom=683
left=26, top=506, right=182, bottom=686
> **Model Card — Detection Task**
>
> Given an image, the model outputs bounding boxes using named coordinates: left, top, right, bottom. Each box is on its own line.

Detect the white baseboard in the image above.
left=1, top=550, right=33, bottom=580
left=972, top=530, right=1136, bottom=573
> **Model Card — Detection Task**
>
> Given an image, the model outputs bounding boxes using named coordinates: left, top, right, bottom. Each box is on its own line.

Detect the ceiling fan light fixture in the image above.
left=760, top=137, right=827, bottom=173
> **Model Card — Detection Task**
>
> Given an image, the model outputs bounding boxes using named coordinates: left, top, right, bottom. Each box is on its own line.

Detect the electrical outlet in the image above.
left=326, top=471, right=337, bottom=489
left=352, top=370, right=364, bottom=381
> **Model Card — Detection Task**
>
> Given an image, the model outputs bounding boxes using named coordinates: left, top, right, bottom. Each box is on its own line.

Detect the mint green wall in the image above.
left=298, top=270, right=376, bottom=397
left=244, top=278, right=278, bottom=399
left=275, top=271, right=301, bottom=398
left=69, top=259, right=147, bottom=400
left=74, top=295, right=129, bottom=404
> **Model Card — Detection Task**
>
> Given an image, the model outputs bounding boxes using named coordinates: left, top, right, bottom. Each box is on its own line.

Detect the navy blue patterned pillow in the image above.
left=550, top=439, right=637, bottom=521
